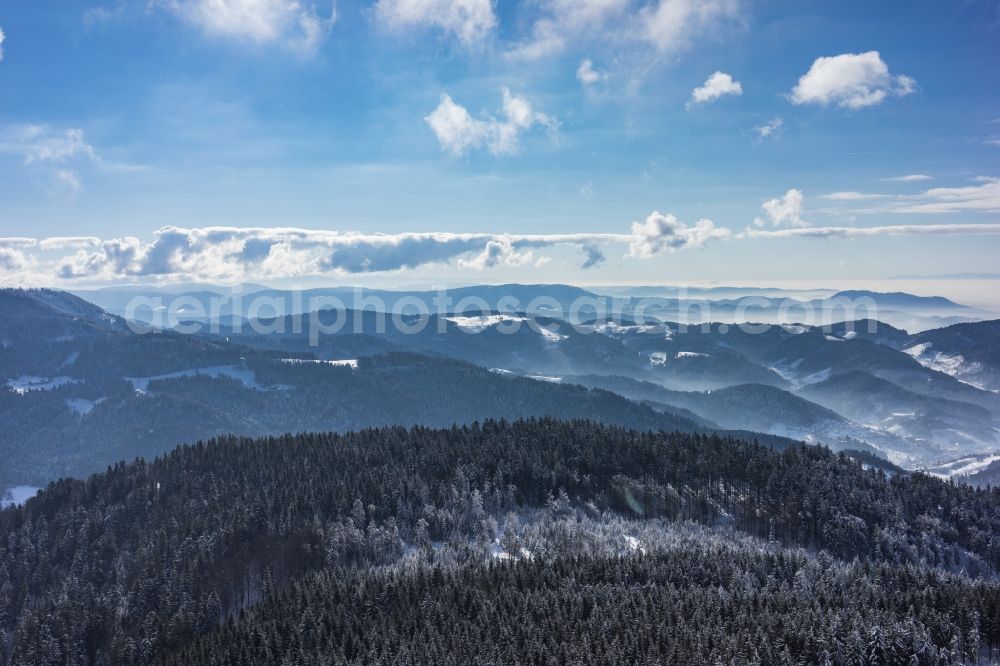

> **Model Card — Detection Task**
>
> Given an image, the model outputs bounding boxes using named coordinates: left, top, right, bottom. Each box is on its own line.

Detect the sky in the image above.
left=0, top=0, right=998, bottom=290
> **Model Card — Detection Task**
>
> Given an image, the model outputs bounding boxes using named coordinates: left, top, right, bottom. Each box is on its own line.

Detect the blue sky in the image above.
left=0, top=0, right=998, bottom=289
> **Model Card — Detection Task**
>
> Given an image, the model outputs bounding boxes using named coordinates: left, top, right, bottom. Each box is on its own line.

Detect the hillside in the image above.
left=907, top=319, right=1000, bottom=391
left=801, top=370, right=997, bottom=447
left=0, top=352, right=698, bottom=489
left=566, top=375, right=916, bottom=458
left=2, top=420, right=999, bottom=664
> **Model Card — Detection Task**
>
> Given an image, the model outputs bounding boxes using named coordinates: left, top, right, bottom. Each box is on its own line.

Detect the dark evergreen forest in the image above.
left=2, top=420, right=999, bottom=665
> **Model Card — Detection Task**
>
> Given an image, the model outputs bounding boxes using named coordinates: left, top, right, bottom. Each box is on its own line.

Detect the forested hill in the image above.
left=2, top=289, right=721, bottom=491
left=2, top=420, right=999, bottom=664
left=0, top=351, right=702, bottom=489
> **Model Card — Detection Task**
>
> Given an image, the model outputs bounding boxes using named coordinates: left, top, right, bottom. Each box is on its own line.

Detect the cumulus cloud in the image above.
left=458, top=236, right=536, bottom=270
left=0, top=247, right=28, bottom=272
left=790, top=51, right=916, bottom=109
left=161, top=0, right=334, bottom=54
left=754, top=117, right=783, bottom=141
left=627, top=212, right=731, bottom=258
left=754, top=189, right=808, bottom=228
left=374, top=0, right=495, bottom=46
left=0, top=26, right=6, bottom=62
left=689, top=71, right=742, bottom=106
left=425, top=88, right=556, bottom=157
left=576, top=58, right=604, bottom=85
left=579, top=243, right=606, bottom=268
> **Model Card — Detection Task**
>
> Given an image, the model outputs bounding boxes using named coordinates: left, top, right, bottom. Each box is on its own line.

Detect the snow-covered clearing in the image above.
left=445, top=314, right=527, bottom=332
left=126, top=365, right=274, bottom=393
left=649, top=352, right=669, bottom=366
left=6, top=376, right=80, bottom=394
left=281, top=358, right=358, bottom=368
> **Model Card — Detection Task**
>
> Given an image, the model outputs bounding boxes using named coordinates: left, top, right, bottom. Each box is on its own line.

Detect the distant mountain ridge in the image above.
left=72, top=282, right=990, bottom=333
left=4, top=287, right=1000, bottom=484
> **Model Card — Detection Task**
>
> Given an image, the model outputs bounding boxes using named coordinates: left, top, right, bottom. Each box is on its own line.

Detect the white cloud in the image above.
left=0, top=26, right=6, bottom=62
left=458, top=236, right=535, bottom=270
left=689, top=71, right=742, bottom=106
left=0, top=247, right=28, bottom=272
left=818, top=177, right=1000, bottom=215
left=424, top=95, right=489, bottom=156
left=754, top=117, right=783, bottom=141
left=162, top=0, right=334, bottom=54
left=56, top=170, right=83, bottom=196
left=1, top=219, right=742, bottom=282
left=374, top=0, right=496, bottom=46
left=790, top=51, right=916, bottom=109
left=746, top=223, right=1000, bottom=240
left=3, top=227, right=628, bottom=282
left=507, top=0, right=738, bottom=61
left=882, top=174, right=932, bottom=182
left=0, top=238, right=37, bottom=248
left=819, top=192, right=887, bottom=201
left=1, top=125, right=99, bottom=192
left=508, top=0, right=629, bottom=60
left=2, top=125, right=97, bottom=164
left=425, top=88, right=556, bottom=157
left=893, top=177, right=1000, bottom=214
left=38, top=237, right=101, bottom=251
left=627, top=212, right=731, bottom=258
left=640, top=0, right=741, bottom=53
left=754, top=189, right=808, bottom=228
left=576, top=59, right=604, bottom=85
left=10, top=214, right=1000, bottom=283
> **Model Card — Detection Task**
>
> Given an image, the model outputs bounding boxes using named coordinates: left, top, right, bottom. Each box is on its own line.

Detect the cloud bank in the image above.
left=4, top=213, right=1000, bottom=284
left=9, top=227, right=630, bottom=283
